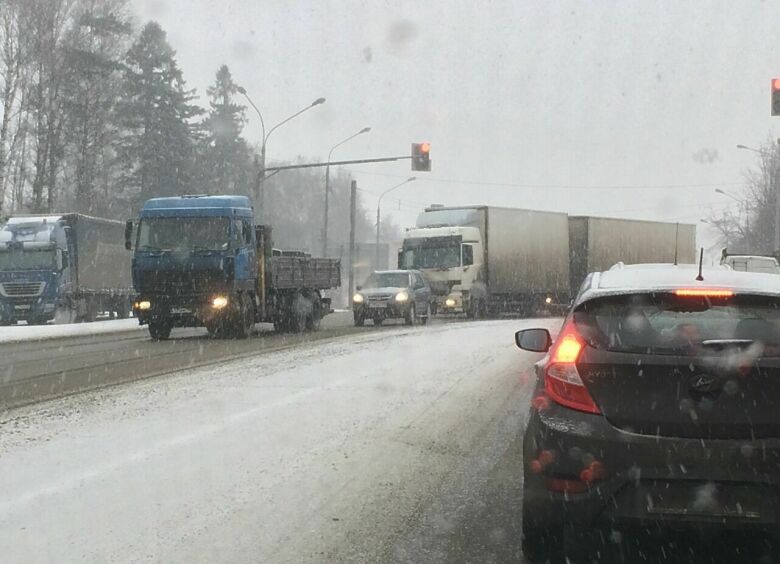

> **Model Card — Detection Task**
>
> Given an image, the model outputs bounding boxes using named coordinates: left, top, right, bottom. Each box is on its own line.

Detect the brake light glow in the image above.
left=674, top=288, right=734, bottom=298
left=551, top=333, right=583, bottom=363
left=544, top=320, right=601, bottom=414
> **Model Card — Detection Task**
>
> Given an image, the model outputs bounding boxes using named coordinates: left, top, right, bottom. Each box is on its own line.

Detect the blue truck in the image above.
left=126, top=195, right=341, bottom=340
left=0, top=214, right=133, bottom=325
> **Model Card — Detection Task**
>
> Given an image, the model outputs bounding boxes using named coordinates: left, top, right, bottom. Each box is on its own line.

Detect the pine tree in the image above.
left=115, top=21, right=201, bottom=208
left=199, top=64, right=252, bottom=195
left=60, top=0, right=131, bottom=216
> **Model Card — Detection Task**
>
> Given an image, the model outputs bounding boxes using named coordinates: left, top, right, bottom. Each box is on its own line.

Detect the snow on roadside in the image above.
left=0, top=318, right=143, bottom=344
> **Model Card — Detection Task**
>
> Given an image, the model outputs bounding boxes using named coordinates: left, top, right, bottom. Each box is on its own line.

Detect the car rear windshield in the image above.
left=364, top=273, right=409, bottom=289
left=574, top=292, right=780, bottom=356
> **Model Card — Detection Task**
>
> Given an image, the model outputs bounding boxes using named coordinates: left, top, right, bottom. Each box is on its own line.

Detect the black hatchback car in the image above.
left=515, top=263, right=780, bottom=562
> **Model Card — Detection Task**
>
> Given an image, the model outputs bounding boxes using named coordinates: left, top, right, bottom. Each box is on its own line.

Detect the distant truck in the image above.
left=568, top=216, right=697, bottom=293
left=400, top=206, right=571, bottom=317
left=400, top=205, right=696, bottom=317
left=126, top=195, right=340, bottom=340
left=0, top=214, right=132, bottom=325
left=720, top=249, right=780, bottom=274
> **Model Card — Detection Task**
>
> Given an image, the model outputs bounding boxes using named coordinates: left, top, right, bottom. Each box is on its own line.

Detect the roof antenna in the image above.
left=673, top=222, right=679, bottom=265
left=696, top=247, right=704, bottom=281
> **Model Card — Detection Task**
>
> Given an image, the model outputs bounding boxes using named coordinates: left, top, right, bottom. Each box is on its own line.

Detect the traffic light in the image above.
left=411, top=142, right=431, bottom=171
left=772, top=78, right=780, bottom=116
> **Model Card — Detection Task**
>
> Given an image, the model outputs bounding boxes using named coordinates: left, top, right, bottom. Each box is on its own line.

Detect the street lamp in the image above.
left=375, top=177, right=416, bottom=268
left=237, top=86, right=325, bottom=220
left=322, top=127, right=371, bottom=256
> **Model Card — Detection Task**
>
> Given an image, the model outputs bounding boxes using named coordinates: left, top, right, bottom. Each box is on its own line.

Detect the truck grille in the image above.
left=0, top=281, right=45, bottom=298
left=139, top=269, right=226, bottom=295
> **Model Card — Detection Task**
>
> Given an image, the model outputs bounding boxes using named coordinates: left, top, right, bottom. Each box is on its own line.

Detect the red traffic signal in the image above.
left=412, top=142, right=431, bottom=171
left=772, top=79, right=780, bottom=116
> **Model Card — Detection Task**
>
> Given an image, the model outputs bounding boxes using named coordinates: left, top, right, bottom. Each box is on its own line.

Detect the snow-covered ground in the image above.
left=0, top=318, right=556, bottom=563
left=0, top=318, right=142, bottom=344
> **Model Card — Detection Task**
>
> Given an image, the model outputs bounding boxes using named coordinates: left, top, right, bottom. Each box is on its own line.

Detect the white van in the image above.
left=721, top=252, right=780, bottom=274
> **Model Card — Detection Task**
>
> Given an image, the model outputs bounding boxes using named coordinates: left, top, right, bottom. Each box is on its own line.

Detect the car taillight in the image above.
left=544, top=320, right=601, bottom=414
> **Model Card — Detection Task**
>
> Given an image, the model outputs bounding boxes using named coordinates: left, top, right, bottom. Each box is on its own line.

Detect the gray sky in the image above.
left=134, top=0, right=780, bottom=256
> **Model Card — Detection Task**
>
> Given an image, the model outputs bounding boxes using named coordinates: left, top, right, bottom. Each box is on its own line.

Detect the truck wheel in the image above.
left=117, top=298, right=131, bottom=319
left=353, top=312, right=365, bottom=327
left=305, top=297, right=322, bottom=331
left=420, top=303, right=431, bottom=325
left=233, top=294, right=254, bottom=339
left=149, top=319, right=173, bottom=341
left=84, top=298, right=99, bottom=323
left=404, top=304, right=417, bottom=326
left=289, top=293, right=309, bottom=333
left=54, top=305, right=77, bottom=325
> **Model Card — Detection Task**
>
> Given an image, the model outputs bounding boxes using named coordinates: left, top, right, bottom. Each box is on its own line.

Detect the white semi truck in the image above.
left=400, top=205, right=696, bottom=317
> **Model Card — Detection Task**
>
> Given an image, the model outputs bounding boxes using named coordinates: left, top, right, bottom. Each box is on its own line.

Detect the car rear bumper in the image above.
left=523, top=398, right=780, bottom=533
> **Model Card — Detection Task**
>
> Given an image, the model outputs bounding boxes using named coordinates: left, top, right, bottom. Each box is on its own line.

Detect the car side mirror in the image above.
left=515, top=328, right=552, bottom=352
left=124, top=220, right=133, bottom=250
left=356, top=285, right=362, bottom=291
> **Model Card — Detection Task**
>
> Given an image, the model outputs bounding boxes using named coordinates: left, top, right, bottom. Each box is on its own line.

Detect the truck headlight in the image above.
left=445, top=298, right=456, bottom=307
left=395, top=291, right=409, bottom=303
left=136, top=300, right=151, bottom=311
left=545, top=296, right=553, bottom=304
left=353, top=293, right=364, bottom=304
left=212, top=296, right=228, bottom=309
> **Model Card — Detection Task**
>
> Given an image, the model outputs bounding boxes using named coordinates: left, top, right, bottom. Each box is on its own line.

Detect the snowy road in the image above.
left=0, top=318, right=555, bottom=563
left=0, top=312, right=359, bottom=409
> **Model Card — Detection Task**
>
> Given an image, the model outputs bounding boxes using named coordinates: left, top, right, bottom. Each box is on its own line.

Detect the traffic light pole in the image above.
left=264, top=155, right=412, bottom=173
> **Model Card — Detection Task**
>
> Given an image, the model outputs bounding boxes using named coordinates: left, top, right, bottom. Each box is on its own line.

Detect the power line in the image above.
left=353, top=170, right=743, bottom=191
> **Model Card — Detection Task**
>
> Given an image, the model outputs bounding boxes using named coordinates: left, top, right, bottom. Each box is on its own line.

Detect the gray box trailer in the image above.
left=481, top=206, right=571, bottom=299
left=568, top=216, right=696, bottom=293
left=68, top=214, right=133, bottom=292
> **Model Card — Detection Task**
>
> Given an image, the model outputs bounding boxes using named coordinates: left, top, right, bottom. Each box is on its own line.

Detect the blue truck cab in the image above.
left=0, top=216, right=67, bottom=325
left=129, top=195, right=258, bottom=340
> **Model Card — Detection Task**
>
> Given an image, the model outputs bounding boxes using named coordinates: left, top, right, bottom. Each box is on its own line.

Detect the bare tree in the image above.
left=0, top=0, right=31, bottom=214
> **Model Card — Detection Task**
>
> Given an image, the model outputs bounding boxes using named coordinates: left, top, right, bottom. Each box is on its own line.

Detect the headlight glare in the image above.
left=445, top=298, right=456, bottom=307
left=212, top=296, right=228, bottom=309
left=395, top=291, right=409, bottom=303
left=137, top=300, right=151, bottom=311
left=353, top=293, right=364, bottom=304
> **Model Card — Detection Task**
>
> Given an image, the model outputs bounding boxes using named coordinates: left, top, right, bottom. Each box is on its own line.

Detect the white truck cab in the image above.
left=399, top=225, right=484, bottom=315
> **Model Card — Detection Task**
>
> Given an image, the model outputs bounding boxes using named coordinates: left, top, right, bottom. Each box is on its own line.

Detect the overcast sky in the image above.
left=134, top=0, right=780, bottom=256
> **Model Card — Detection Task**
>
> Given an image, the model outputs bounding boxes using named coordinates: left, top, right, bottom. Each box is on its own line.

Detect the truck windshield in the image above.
left=363, top=272, right=410, bottom=289
left=403, top=242, right=461, bottom=269
left=137, top=217, right=230, bottom=251
left=0, top=249, right=57, bottom=271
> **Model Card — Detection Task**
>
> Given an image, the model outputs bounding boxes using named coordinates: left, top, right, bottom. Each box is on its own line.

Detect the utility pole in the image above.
left=348, top=180, right=357, bottom=302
